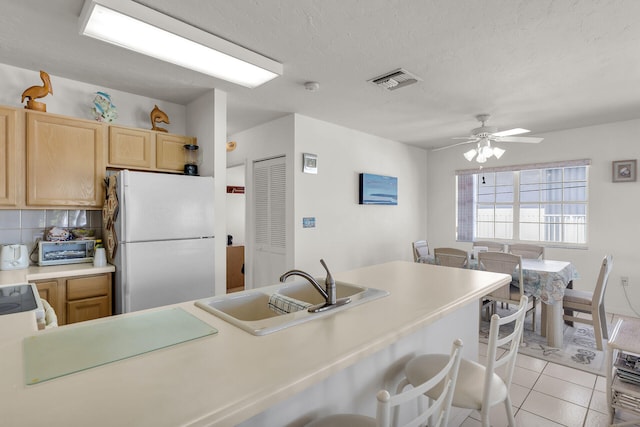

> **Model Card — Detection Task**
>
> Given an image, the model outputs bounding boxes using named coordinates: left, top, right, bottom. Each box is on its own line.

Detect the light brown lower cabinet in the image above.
left=34, top=272, right=112, bottom=326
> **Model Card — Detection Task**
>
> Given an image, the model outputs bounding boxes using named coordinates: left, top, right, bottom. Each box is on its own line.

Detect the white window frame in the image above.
left=456, top=159, right=590, bottom=247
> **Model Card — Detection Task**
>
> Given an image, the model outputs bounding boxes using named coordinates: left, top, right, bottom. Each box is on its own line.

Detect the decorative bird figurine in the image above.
left=150, top=105, right=170, bottom=132
left=21, top=70, right=53, bottom=112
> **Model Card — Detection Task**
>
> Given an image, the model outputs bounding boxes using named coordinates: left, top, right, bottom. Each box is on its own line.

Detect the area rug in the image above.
left=479, top=305, right=606, bottom=376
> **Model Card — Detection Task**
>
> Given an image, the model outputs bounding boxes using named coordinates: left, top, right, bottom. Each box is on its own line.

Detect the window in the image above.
left=456, top=160, right=590, bottom=245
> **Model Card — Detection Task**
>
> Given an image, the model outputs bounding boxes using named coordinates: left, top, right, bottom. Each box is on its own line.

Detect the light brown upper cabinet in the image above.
left=108, top=125, right=153, bottom=169
left=0, top=106, right=23, bottom=207
left=107, top=125, right=196, bottom=173
left=26, top=111, right=106, bottom=208
left=156, top=132, right=196, bottom=171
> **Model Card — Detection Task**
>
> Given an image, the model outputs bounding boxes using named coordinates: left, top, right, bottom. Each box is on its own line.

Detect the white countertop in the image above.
left=0, top=261, right=509, bottom=427
left=0, top=262, right=115, bottom=285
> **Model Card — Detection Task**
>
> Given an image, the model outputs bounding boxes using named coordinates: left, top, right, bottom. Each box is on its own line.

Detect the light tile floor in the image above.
left=461, top=313, right=640, bottom=426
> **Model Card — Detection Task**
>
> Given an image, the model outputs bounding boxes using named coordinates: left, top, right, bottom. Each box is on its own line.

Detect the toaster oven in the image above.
left=38, top=240, right=96, bottom=266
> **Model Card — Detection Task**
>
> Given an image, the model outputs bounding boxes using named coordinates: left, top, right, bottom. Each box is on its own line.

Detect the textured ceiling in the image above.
left=2, top=0, right=640, bottom=149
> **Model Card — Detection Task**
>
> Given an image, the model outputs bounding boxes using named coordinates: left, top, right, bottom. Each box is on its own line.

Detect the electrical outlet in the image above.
left=621, top=276, right=629, bottom=287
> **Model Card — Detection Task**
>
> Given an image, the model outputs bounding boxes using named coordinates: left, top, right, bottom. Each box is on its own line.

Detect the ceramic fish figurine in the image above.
left=150, top=105, right=170, bottom=132
left=91, top=91, right=118, bottom=123
left=21, top=70, right=53, bottom=111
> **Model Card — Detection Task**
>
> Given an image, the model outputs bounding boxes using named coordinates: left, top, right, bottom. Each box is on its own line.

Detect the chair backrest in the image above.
left=473, top=240, right=505, bottom=252
left=593, top=255, right=613, bottom=307
left=483, top=296, right=528, bottom=413
left=434, top=247, right=469, bottom=268
left=381, top=339, right=463, bottom=427
left=412, top=240, right=429, bottom=262
left=478, top=251, right=523, bottom=299
left=509, top=243, right=545, bottom=260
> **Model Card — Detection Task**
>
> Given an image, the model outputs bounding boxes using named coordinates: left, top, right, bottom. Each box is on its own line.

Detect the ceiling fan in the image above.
left=433, top=114, right=543, bottom=163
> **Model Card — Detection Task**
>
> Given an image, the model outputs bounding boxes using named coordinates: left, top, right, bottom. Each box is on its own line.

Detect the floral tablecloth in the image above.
left=420, top=255, right=578, bottom=305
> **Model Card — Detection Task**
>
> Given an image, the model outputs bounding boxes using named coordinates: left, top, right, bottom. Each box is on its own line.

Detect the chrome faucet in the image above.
left=279, top=259, right=349, bottom=312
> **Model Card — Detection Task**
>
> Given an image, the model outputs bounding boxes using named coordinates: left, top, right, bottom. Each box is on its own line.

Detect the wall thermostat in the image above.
left=302, top=153, right=318, bottom=174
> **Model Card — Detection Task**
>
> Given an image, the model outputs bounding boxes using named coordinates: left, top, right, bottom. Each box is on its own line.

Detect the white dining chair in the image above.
left=397, top=296, right=528, bottom=427
left=509, top=243, right=545, bottom=260
left=306, top=339, right=464, bottom=427
left=473, top=240, right=506, bottom=253
left=411, top=240, right=429, bottom=262
left=562, top=255, right=613, bottom=351
left=434, top=247, right=469, bottom=268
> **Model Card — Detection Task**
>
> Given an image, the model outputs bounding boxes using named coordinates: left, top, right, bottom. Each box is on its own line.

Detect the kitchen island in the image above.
left=0, top=261, right=509, bottom=426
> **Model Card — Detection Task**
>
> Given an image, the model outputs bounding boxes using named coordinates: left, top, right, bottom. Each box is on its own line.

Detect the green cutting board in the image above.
left=24, top=307, right=217, bottom=385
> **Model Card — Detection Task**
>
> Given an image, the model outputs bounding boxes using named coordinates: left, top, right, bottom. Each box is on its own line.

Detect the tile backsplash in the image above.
left=0, top=209, right=102, bottom=256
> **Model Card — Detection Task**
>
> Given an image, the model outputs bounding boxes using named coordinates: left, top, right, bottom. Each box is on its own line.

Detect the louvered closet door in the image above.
left=253, top=156, right=286, bottom=287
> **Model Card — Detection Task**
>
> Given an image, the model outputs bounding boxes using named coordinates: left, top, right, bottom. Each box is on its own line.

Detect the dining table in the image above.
left=420, top=254, right=578, bottom=348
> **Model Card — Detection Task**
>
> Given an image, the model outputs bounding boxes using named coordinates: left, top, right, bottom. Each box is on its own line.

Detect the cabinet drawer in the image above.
left=67, top=296, right=110, bottom=324
left=66, top=274, right=111, bottom=300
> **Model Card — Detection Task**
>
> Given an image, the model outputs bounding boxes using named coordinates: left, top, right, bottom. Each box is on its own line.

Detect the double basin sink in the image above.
left=195, top=280, right=388, bottom=335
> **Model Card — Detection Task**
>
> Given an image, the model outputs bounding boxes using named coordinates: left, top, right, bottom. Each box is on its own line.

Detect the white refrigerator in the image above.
left=109, top=170, right=215, bottom=314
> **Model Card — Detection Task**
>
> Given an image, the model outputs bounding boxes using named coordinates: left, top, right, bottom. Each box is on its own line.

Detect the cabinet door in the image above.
left=156, top=133, right=195, bottom=171
left=108, top=126, right=153, bottom=168
left=26, top=112, right=105, bottom=207
left=0, top=107, right=22, bottom=207
left=67, top=296, right=110, bottom=324
left=34, top=279, right=66, bottom=325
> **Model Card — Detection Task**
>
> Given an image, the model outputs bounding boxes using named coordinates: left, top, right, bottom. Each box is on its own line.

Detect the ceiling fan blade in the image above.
left=451, top=136, right=474, bottom=140
left=431, top=140, right=475, bottom=152
left=496, top=136, right=544, bottom=143
left=492, top=128, right=530, bottom=137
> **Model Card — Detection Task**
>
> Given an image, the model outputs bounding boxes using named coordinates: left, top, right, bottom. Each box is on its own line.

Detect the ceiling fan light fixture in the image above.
left=476, top=153, right=487, bottom=163
left=463, top=149, right=477, bottom=161
left=479, top=145, right=493, bottom=158
left=493, top=147, right=505, bottom=159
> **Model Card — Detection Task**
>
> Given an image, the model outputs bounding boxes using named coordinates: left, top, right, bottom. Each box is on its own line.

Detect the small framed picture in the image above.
left=612, top=160, right=637, bottom=182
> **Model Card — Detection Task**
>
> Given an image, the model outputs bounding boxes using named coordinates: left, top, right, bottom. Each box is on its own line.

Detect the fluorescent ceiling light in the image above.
left=492, top=128, right=530, bottom=137
left=79, top=0, right=282, bottom=88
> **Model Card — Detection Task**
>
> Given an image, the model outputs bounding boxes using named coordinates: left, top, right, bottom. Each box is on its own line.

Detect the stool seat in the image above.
left=405, top=355, right=508, bottom=410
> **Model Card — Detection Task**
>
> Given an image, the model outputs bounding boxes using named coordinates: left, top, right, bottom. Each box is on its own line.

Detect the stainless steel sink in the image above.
left=195, top=280, right=388, bottom=336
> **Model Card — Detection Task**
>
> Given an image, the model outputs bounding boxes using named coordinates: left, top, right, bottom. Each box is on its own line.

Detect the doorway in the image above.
left=226, top=163, right=245, bottom=292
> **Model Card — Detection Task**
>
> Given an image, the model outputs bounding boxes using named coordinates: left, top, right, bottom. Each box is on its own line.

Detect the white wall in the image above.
left=427, top=119, right=640, bottom=317
left=186, top=89, right=226, bottom=296
left=293, top=115, right=428, bottom=275
left=0, top=63, right=186, bottom=133
left=229, top=114, right=428, bottom=284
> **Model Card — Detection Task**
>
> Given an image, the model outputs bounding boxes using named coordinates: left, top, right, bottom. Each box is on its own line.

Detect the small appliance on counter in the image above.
left=38, top=240, right=95, bottom=266
left=0, top=244, right=29, bottom=270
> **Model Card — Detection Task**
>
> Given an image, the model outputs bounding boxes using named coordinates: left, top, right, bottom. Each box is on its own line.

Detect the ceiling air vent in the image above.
left=368, top=68, right=421, bottom=91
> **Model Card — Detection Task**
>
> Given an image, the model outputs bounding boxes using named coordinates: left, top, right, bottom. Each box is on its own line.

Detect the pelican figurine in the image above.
left=21, top=70, right=53, bottom=111
left=150, top=105, right=170, bottom=132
